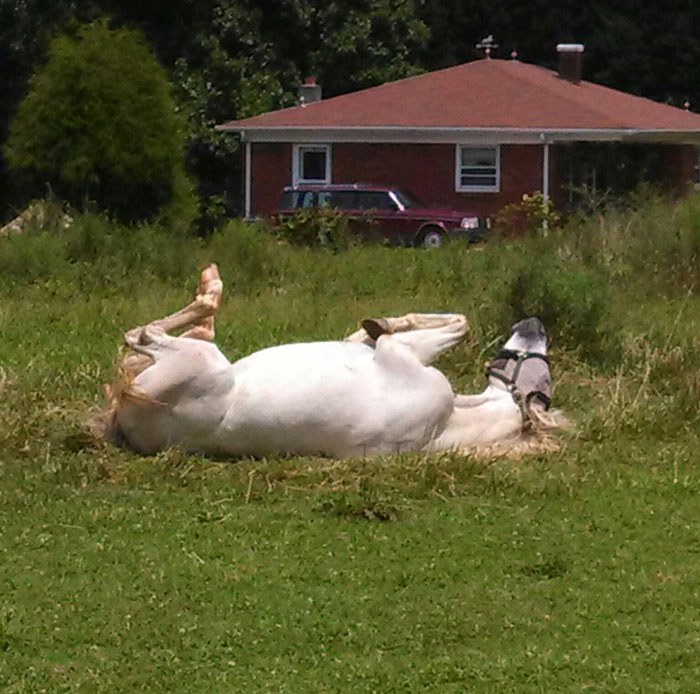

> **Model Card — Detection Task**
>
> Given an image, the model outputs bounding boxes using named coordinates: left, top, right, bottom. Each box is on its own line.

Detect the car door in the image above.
left=354, top=191, right=401, bottom=243
left=322, top=191, right=367, bottom=239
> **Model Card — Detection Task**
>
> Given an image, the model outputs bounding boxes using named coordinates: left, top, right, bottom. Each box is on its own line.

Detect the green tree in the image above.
left=4, top=19, right=193, bottom=222
left=170, top=0, right=429, bottom=221
left=0, top=0, right=90, bottom=218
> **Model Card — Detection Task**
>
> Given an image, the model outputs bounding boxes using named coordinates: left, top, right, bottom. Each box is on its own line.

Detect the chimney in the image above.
left=299, top=76, right=322, bottom=105
left=556, top=43, right=584, bottom=84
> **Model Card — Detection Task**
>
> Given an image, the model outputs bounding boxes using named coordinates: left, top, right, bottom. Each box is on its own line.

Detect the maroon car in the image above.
left=278, top=183, right=490, bottom=248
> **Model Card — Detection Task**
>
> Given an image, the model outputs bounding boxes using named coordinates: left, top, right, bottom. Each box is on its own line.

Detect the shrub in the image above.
left=274, top=207, right=355, bottom=251
left=493, top=191, right=560, bottom=238
left=503, top=250, right=618, bottom=363
left=4, top=19, right=193, bottom=223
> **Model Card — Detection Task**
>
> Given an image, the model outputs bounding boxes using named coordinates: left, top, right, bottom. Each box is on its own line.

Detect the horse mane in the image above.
left=529, top=405, right=570, bottom=432
left=520, top=406, right=571, bottom=454
left=93, top=349, right=156, bottom=446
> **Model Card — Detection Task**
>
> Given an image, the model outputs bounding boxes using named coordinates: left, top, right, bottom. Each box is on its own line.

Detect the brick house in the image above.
left=217, top=45, right=700, bottom=220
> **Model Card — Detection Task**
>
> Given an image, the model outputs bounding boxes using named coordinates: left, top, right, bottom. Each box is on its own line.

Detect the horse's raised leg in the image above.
left=125, top=263, right=222, bottom=346
left=106, top=264, right=223, bottom=414
left=373, top=315, right=469, bottom=366
left=346, top=313, right=469, bottom=355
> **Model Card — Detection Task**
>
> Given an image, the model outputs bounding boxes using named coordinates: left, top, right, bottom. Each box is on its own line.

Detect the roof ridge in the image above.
left=494, top=58, right=698, bottom=128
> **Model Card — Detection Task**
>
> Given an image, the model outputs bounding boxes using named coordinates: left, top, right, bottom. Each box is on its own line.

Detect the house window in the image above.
left=293, top=144, right=331, bottom=185
left=456, top=145, right=500, bottom=192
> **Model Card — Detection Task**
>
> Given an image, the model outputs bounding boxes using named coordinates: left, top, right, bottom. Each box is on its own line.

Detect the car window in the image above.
left=327, top=191, right=360, bottom=209
left=356, top=192, right=394, bottom=210
left=280, top=190, right=315, bottom=208
left=279, top=191, right=296, bottom=209
left=299, top=191, right=315, bottom=208
left=391, top=189, right=420, bottom=208
left=288, top=188, right=402, bottom=212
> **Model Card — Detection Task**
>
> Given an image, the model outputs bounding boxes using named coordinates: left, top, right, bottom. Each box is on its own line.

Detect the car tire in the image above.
left=419, top=228, right=444, bottom=248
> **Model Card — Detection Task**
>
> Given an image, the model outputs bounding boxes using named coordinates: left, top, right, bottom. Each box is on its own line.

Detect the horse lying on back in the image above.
left=102, top=265, right=565, bottom=458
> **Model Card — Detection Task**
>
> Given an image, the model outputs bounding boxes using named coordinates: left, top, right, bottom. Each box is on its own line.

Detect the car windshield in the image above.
left=390, top=189, right=421, bottom=209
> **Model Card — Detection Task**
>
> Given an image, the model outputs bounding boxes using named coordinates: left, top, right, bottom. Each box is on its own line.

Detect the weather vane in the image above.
left=476, top=35, right=498, bottom=58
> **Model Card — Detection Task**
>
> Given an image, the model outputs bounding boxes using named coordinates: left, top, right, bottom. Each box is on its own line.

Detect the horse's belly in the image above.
left=216, top=342, right=453, bottom=457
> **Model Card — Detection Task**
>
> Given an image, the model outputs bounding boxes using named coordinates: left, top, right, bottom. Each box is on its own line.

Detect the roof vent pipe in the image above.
left=556, top=44, right=584, bottom=84
left=299, top=76, right=322, bottom=106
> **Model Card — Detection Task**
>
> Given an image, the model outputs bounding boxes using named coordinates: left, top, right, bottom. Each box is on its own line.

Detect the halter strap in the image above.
left=491, top=348, right=549, bottom=365
left=486, top=349, right=551, bottom=420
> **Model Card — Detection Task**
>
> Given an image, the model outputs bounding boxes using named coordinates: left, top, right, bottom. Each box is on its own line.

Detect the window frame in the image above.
left=292, top=144, right=331, bottom=185
left=455, top=145, right=500, bottom=192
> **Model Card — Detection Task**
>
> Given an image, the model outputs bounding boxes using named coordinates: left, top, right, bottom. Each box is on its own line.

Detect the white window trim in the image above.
left=455, top=144, right=500, bottom=193
left=293, top=144, right=331, bottom=185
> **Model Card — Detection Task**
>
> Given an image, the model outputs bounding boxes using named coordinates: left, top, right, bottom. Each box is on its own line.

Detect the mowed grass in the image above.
left=3, top=197, right=700, bottom=692
left=4, top=448, right=700, bottom=692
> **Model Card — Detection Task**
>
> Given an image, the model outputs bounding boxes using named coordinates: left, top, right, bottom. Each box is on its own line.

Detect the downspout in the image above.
left=541, top=136, right=550, bottom=230
left=244, top=137, right=252, bottom=219
left=542, top=138, right=550, bottom=203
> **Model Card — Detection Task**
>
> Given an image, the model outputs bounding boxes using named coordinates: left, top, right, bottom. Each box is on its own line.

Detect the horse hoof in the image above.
left=361, top=317, right=391, bottom=340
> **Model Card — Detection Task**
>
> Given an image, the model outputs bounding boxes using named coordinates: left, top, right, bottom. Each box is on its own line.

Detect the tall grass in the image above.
left=553, top=188, right=700, bottom=293
left=2, top=192, right=698, bottom=355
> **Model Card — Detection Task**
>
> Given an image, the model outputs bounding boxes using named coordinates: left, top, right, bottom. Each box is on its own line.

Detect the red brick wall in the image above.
left=250, top=142, right=546, bottom=218
left=250, top=143, right=291, bottom=217
left=332, top=143, right=544, bottom=217
left=500, top=145, right=545, bottom=212
left=248, top=141, right=697, bottom=218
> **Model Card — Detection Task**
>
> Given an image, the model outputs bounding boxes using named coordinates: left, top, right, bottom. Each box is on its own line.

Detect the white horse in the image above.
left=103, top=265, right=563, bottom=458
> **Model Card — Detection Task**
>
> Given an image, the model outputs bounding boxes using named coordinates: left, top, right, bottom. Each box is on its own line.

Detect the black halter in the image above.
left=486, top=349, right=551, bottom=418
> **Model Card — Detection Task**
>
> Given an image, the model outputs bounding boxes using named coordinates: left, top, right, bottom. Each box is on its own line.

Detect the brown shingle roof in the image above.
left=219, top=58, right=700, bottom=134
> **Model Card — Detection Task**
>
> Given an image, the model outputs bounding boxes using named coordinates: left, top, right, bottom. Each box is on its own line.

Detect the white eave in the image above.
left=216, top=124, right=700, bottom=145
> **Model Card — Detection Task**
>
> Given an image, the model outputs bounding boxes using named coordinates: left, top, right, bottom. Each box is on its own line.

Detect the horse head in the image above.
left=486, top=317, right=552, bottom=424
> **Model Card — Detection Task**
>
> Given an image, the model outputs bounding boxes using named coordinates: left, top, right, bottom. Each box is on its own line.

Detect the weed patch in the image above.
left=274, top=206, right=357, bottom=251
left=314, top=491, right=400, bottom=522
left=520, top=553, right=569, bottom=580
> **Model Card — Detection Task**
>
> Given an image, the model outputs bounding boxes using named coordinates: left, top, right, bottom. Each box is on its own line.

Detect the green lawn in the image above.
left=3, top=448, right=700, bottom=692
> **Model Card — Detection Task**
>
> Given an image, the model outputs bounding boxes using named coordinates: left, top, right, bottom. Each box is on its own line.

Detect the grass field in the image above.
left=2, top=195, right=700, bottom=692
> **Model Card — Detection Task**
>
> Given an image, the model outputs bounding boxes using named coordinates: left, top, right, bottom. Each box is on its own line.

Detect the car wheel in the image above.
left=419, top=228, right=444, bottom=248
